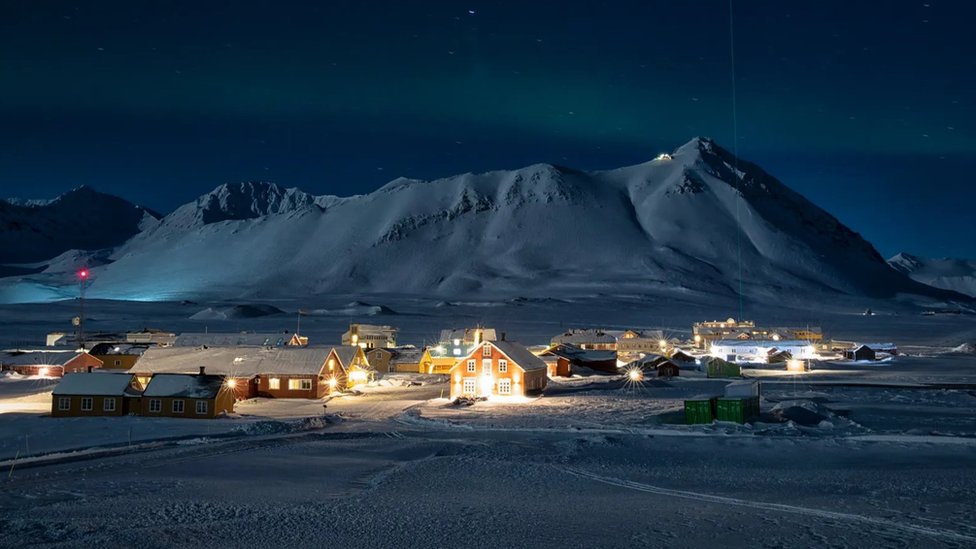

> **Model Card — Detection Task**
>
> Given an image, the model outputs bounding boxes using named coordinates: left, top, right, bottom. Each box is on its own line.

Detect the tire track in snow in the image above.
left=559, top=466, right=976, bottom=544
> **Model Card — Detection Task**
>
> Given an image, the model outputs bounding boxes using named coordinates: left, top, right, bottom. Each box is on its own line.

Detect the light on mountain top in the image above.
left=655, top=153, right=672, bottom=161
left=78, top=269, right=89, bottom=280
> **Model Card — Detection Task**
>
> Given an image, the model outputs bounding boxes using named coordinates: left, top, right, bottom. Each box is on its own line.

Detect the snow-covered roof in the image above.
left=858, top=343, right=896, bottom=350
left=134, top=346, right=334, bottom=376
left=711, top=340, right=814, bottom=348
left=174, top=332, right=292, bottom=347
left=142, top=373, right=226, bottom=398
left=387, top=348, right=425, bottom=365
left=332, top=345, right=368, bottom=370
left=490, top=341, right=548, bottom=372
left=0, top=351, right=91, bottom=366
left=438, top=328, right=497, bottom=343
left=551, top=330, right=616, bottom=345
left=89, top=342, right=149, bottom=356
left=544, top=344, right=617, bottom=363
left=52, top=373, right=140, bottom=396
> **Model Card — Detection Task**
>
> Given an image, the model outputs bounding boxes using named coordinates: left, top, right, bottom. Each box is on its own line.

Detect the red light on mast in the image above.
left=78, top=269, right=89, bottom=280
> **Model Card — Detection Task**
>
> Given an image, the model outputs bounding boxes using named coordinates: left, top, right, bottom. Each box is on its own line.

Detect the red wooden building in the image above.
left=1, top=350, right=103, bottom=377
left=449, top=340, right=548, bottom=399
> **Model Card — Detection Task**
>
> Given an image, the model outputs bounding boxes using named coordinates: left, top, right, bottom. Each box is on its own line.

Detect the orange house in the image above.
left=449, top=340, right=548, bottom=399
left=1, top=350, right=103, bottom=377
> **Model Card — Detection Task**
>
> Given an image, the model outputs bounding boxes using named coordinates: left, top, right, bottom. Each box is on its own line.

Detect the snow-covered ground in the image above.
left=0, top=297, right=974, bottom=546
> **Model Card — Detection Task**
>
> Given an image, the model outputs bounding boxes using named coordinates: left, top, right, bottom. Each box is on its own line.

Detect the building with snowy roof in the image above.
left=140, top=370, right=235, bottom=418
left=710, top=340, right=817, bottom=363
left=449, top=340, right=548, bottom=399
left=342, top=324, right=398, bottom=349
left=51, top=372, right=143, bottom=417
left=542, top=344, right=619, bottom=374
left=174, top=332, right=299, bottom=348
left=0, top=350, right=103, bottom=377
left=366, top=347, right=433, bottom=374
left=549, top=329, right=617, bottom=351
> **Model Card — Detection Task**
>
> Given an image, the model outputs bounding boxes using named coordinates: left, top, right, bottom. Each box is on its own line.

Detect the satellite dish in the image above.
left=72, top=316, right=81, bottom=326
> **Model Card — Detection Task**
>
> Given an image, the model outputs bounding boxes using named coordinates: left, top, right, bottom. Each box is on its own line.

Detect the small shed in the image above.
left=669, top=349, right=695, bottom=363
left=845, top=345, right=877, bottom=361
left=655, top=360, right=680, bottom=378
left=703, top=357, right=741, bottom=378
left=51, top=372, right=143, bottom=417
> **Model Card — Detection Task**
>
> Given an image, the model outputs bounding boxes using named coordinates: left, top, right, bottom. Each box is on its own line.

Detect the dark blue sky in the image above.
left=1, top=1, right=973, bottom=258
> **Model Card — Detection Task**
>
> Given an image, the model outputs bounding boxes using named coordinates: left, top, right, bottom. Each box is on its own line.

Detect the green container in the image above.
left=716, top=397, right=760, bottom=424
left=684, top=399, right=714, bottom=425
left=706, top=361, right=741, bottom=378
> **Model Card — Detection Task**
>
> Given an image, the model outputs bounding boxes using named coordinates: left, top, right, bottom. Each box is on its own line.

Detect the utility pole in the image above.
left=78, top=268, right=89, bottom=351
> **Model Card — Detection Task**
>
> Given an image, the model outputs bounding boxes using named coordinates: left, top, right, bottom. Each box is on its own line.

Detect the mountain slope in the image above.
left=72, top=137, right=962, bottom=304
left=889, top=253, right=976, bottom=297
left=0, top=186, right=159, bottom=264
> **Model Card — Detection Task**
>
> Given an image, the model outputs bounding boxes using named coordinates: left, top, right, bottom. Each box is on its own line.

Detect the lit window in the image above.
left=196, top=401, right=208, bottom=414
left=462, top=378, right=476, bottom=395
left=58, top=397, right=70, bottom=411
left=498, top=360, right=508, bottom=373
left=288, top=379, right=308, bottom=390
left=81, top=397, right=93, bottom=411
left=482, top=343, right=491, bottom=357
left=482, top=359, right=491, bottom=373
left=172, top=400, right=185, bottom=413
left=453, top=348, right=461, bottom=356
left=103, top=398, right=116, bottom=412
left=466, top=360, right=476, bottom=372
left=149, top=399, right=161, bottom=413
left=269, top=378, right=280, bottom=390
left=498, top=379, right=512, bottom=395
left=453, top=339, right=461, bottom=346
left=114, top=359, right=122, bottom=367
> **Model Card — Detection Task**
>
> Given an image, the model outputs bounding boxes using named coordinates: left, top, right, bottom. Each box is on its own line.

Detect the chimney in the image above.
left=500, top=332, right=506, bottom=341
left=199, top=366, right=206, bottom=376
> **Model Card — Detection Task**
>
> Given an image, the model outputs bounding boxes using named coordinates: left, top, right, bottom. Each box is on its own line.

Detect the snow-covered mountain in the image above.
left=62, top=137, right=961, bottom=304
left=0, top=186, right=159, bottom=264
left=888, top=253, right=976, bottom=297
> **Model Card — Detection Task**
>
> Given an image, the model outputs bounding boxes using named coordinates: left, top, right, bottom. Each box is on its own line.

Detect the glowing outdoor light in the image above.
left=225, top=379, right=237, bottom=388
left=694, top=334, right=701, bottom=343
left=772, top=334, right=781, bottom=341
left=38, top=367, right=50, bottom=377
left=658, top=339, right=667, bottom=350
left=78, top=269, right=89, bottom=280
left=628, top=368, right=643, bottom=381
left=786, top=359, right=805, bottom=372
left=328, top=377, right=338, bottom=388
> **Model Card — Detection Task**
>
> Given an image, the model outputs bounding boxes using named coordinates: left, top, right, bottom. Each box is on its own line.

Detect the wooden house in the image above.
left=655, top=360, right=680, bottom=378
left=133, top=345, right=371, bottom=399
left=540, top=355, right=571, bottom=378
left=140, top=369, right=235, bottom=419
left=0, top=350, right=103, bottom=377
left=550, top=329, right=617, bottom=351
left=449, top=340, right=548, bottom=399
left=845, top=345, right=877, bottom=361
left=669, top=349, right=695, bottom=363
left=89, top=342, right=149, bottom=370
left=51, top=372, right=143, bottom=417
left=542, top=344, right=618, bottom=374
left=367, top=347, right=433, bottom=373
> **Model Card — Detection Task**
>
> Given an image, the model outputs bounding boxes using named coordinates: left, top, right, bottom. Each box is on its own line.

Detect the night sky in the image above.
left=2, top=1, right=973, bottom=258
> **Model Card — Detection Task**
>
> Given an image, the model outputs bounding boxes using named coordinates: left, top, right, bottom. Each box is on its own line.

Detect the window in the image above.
left=114, top=359, right=122, bottom=367
left=196, top=401, right=208, bottom=414
left=452, top=348, right=461, bottom=356
left=482, top=359, right=491, bottom=373
left=103, top=398, right=116, bottom=412
left=498, top=360, right=508, bottom=373
left=269, top=377, right=280, bottom=390
left=288, top=379, right=311, bottom=390
left=172, top=400, right=185, bottom=413
left=498, top=379, right=512, bottom=395
left=81, top=397, right=93, bottom=411
left=149, top=399, right=161, bottom=413
left=462, top=378, right=476, bottom=395
left=58, top=397, right=70, bottom=411
left=466, top=360, right=476, bottom=373
left=482, top=343, right=492, bottom=357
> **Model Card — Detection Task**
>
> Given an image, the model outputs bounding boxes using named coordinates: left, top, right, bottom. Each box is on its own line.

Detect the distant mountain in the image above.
left=62, top=137, right=963, bottom=304
left=159, top=181, right=345, bottom=229
left=888, top=253, right=976, bottom=297
left=0, top=186, right=160, bottom=264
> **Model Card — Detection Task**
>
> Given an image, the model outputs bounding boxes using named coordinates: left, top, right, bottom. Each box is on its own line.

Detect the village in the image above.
left=0, top=317, right=898, bottom=426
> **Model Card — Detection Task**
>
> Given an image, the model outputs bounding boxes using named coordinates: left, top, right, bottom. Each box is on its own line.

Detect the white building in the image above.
left=341, top=324, right=398, bottom=349
left=710, top=340, right=817, bottom=363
